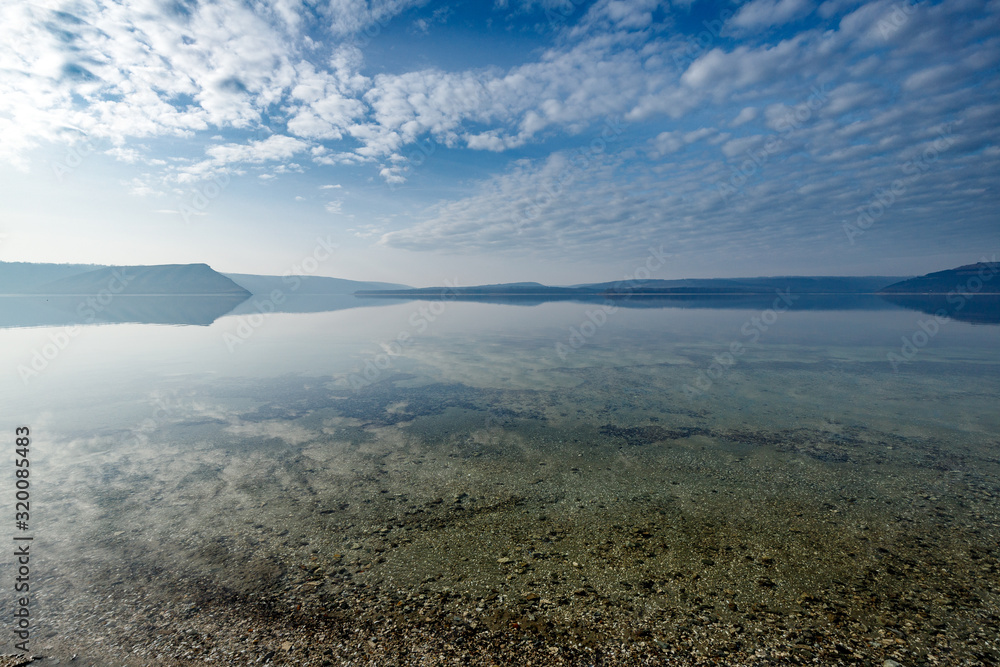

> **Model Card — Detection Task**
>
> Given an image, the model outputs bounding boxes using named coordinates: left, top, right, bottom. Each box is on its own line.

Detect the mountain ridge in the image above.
left=28, top=264, right=251, bottom=296
left=0, top=262, right=408, bottom=296
left=877, top=262, right=1000, bottom=294
left=356, top=275, right=909, bottom=297
left=224, top=273, right=408, bottom=295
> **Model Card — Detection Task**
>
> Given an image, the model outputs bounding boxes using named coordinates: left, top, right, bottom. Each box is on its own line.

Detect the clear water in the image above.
left=2, top=298, right=998, bottom=662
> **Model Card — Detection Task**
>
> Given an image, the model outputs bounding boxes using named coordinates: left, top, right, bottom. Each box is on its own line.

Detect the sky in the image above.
left=0, top=0, right=998, bottom=286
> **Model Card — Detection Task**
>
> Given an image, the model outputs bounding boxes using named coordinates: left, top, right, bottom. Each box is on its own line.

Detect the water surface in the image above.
left=1, top=298, right=997, bottom=664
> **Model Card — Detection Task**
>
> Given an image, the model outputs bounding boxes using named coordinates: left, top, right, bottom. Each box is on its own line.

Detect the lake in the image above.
left=1, top=295, right=998, bottom=665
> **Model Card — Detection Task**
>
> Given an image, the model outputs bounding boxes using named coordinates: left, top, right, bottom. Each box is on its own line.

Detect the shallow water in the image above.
left=1, top=299, right=998, bottom=664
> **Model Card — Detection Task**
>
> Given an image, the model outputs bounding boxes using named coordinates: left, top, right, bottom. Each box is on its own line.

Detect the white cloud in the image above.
left=285, top=54, right=368, bottom=140
left=0, top=0, right=299, bottom=164
left=105, top=147, right=143, bottom=163
left=650, top=128, right=716, bottom=156
left=376, top=11, right=1000, bottom=263
left=494, top=0, right=576, bottom=13
left=903, top=64, right=959, bottom=92
left=0, top=0, right=997, bottom=270
left=322, top=0, right=430, bottom=37
left=212, top=136, right=307, bottom=163
left=348, top=224, right=384, bottom=238
left=731, top=107, right=759, bottom=127
left=465, top=131, right=507, bottom=151
left=681, top=38, right=808, bottom=92
left=170, top=135, right=309, bottom=183
left=125, top=176, right=165, bottom=197
left=729, top=0, right=814, bottom=31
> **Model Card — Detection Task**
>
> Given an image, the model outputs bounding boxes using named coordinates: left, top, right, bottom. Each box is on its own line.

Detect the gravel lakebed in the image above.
left=4, top=374, right=999, bottom=666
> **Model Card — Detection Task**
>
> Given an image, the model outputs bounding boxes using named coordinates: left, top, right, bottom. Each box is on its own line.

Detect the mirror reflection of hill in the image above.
left=877, top=294, right=1000, bottom=325
left=353, top=291, right=999, bottom=324
left=0, top=295, right=251, bottom=328
left=357, top=292, right=911, bottom=311
left=3, top=293, right=997, bottom=329
left=228, top=293, right=405, bottom=315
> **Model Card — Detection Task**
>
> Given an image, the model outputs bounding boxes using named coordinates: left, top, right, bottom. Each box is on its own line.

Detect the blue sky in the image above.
left=0, top=0, right=997, bottom=286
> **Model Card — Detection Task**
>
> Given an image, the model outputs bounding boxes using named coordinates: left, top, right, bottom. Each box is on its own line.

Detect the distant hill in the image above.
left=359, top=282, right=584, bottom=297
left=27, top=263, right=251, bottom=296
left=358, top=276, right=907, bottom=298
left=0, top=263, right=407, bottom=297
left=598, top=276, right=904, bottom=295
left=0, top=263, right=411, bottom=327
left=878, top=262, right=1000, bottom=294
left=0, top=261, right=110, bottom=293
left=225, top=273, right=408, bottom=295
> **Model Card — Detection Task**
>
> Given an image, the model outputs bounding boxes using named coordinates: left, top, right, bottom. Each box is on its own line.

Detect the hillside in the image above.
left=30, top=264, right=251, bottom=296
left=599, top=276, right=905, bottom=294
left=877, top=262, right=1000, bottom=293
left=0, top=261, right=110, bottom=293
left=357, top=276, right=907, bottom=298
left=225, top=273, right=408, bottom=295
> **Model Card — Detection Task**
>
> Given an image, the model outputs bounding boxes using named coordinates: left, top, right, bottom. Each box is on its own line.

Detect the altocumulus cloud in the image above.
left=0, top=0, right=997, bottom=265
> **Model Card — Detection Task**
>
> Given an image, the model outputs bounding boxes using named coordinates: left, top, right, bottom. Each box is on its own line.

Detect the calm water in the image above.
left=1, top=297, right=998, bottom=663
